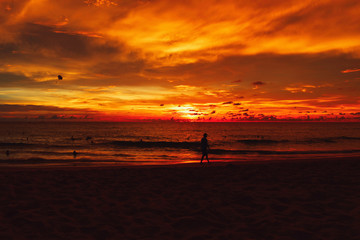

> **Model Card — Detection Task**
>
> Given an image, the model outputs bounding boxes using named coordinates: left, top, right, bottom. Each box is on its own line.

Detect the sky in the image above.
left=0, top=0, right=360, bottom=121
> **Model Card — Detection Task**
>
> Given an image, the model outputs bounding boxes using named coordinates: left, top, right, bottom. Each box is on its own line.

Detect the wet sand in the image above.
left=0, top=157, right=360, bottom=239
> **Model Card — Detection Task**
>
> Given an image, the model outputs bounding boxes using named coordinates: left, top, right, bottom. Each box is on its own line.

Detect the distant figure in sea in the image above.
left=201, top=133, right=210, bottom=164
left=73, top=150, right=78, bottom=158
left=6, top=150, right=10, bottom=157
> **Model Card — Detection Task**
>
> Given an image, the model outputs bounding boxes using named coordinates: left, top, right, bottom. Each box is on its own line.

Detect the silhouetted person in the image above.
left=6, top=150, right=10, bottom=157
left=201, top=133, right=209, bottom=164
left=73, top=150, right=78, bottom=158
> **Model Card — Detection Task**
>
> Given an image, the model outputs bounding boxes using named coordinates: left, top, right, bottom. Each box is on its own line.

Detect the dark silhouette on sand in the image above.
left=201, top=133, right=210, bottom=164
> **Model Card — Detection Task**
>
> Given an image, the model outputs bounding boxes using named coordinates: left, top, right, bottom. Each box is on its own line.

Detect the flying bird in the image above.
left=58, top=75, right=63, bottom=80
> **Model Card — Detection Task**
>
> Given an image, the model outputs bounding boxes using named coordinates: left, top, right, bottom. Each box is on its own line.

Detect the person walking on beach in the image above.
left=201, top=133, right=210, bottom=164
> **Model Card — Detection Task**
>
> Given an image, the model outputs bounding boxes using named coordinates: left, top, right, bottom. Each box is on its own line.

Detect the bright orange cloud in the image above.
left=342, top=68, right=360, bottom=73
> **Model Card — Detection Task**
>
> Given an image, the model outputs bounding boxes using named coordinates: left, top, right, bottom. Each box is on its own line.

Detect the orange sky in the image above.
left=0, top=0, right=359, bottom=121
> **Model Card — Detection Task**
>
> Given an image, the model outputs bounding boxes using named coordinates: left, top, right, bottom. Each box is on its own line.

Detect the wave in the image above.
left=0, top=158, right=142, bottom=164
left=336, top=136, right=360, bottom=140
left=108, top=140, right=360, bottom=156
left=237, top=139, right=289, bottom=144
left=236, top=136, right=360, bottom=145
left=110, top=140, right=199, bottom=149
left=19, top=148, right=360, bottom=156
left=210, top=149, right=360, bottom=155
left=2, top=135, right=360, bottom=150
left=297, top=136, right=360, bottom=144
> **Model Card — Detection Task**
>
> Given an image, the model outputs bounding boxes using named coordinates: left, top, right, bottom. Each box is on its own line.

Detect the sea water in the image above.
left=0, top=122, right=359, bottom=165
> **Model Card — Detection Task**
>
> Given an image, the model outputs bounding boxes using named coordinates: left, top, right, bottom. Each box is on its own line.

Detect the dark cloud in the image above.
left=146, top=52, right=358, bottom=87
left=0, top=22, right=130, bottom=75
left=145, top=52, right=360, bottom=101
left=0, top=104, right=95, bottom=113
left=0, top=42, right=69, bottom=70
left=0, top=72, right=30, bottom=87
left=17, top=23, right=122, bottom=59
left=0, top=43, right=18, bottom=59
left=66, top=74, right=159, bottom=87
left=0, top=104, right=98, bottom=120
left=232, top=79, right=242, bottom=83
left=222, top=101, right=233, bottom=104
left=19, top=23, right=87, bottom=58
left=261, top=0, right=360, bottom=39
left=0, top=71, right=70, bottom=89
left=90, top=60, right=145, bottom=76
left=252, top=81, right=265, bottom=86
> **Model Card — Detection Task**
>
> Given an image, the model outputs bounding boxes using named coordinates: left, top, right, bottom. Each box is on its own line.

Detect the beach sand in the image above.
left=0, top=158, right=360, bottom=239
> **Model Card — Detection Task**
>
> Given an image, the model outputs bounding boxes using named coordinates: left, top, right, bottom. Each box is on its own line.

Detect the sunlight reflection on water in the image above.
left=1, top=122, right=360, bottom=165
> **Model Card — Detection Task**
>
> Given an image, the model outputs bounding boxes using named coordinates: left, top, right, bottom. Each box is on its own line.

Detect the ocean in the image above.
left=0, top=122, right=359, bottom=165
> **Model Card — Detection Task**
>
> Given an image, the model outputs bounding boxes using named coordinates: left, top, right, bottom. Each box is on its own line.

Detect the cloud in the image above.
left=232, top=79, right=242, bottom=83
left=14, top=23, right=124, bottom=60
left=0, top=104, right=99, bottom=119
left=252, top=81, right=265, bottom=89
left=84, top=0, right=118, bottom=7
left=0, top=72, right=30, bottom=86
left=0, top=104, right=96, bottom=113
left=0, top=71, right=75, bottom=90
left=6, top=0, right=360, bottom=66
left=341, top=68, right=360, bottom=73
left=89, top=60, right=145, bottom=76
left=252, top=81, right=265, bottom=86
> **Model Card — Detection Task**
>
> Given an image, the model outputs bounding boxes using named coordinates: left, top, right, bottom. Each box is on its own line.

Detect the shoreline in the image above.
left=0, top=155, right=358, bottom=169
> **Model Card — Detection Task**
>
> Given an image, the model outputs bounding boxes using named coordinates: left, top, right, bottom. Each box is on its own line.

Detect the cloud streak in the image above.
left=341, top=68, right=360, bottom=73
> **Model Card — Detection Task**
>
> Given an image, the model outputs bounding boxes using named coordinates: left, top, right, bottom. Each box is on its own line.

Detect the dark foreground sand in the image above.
left=0, top=158, right=360, bottom=239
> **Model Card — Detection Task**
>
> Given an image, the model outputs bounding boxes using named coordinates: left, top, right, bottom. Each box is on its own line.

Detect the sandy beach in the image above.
left=0, top=157, right=360, bottom=239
